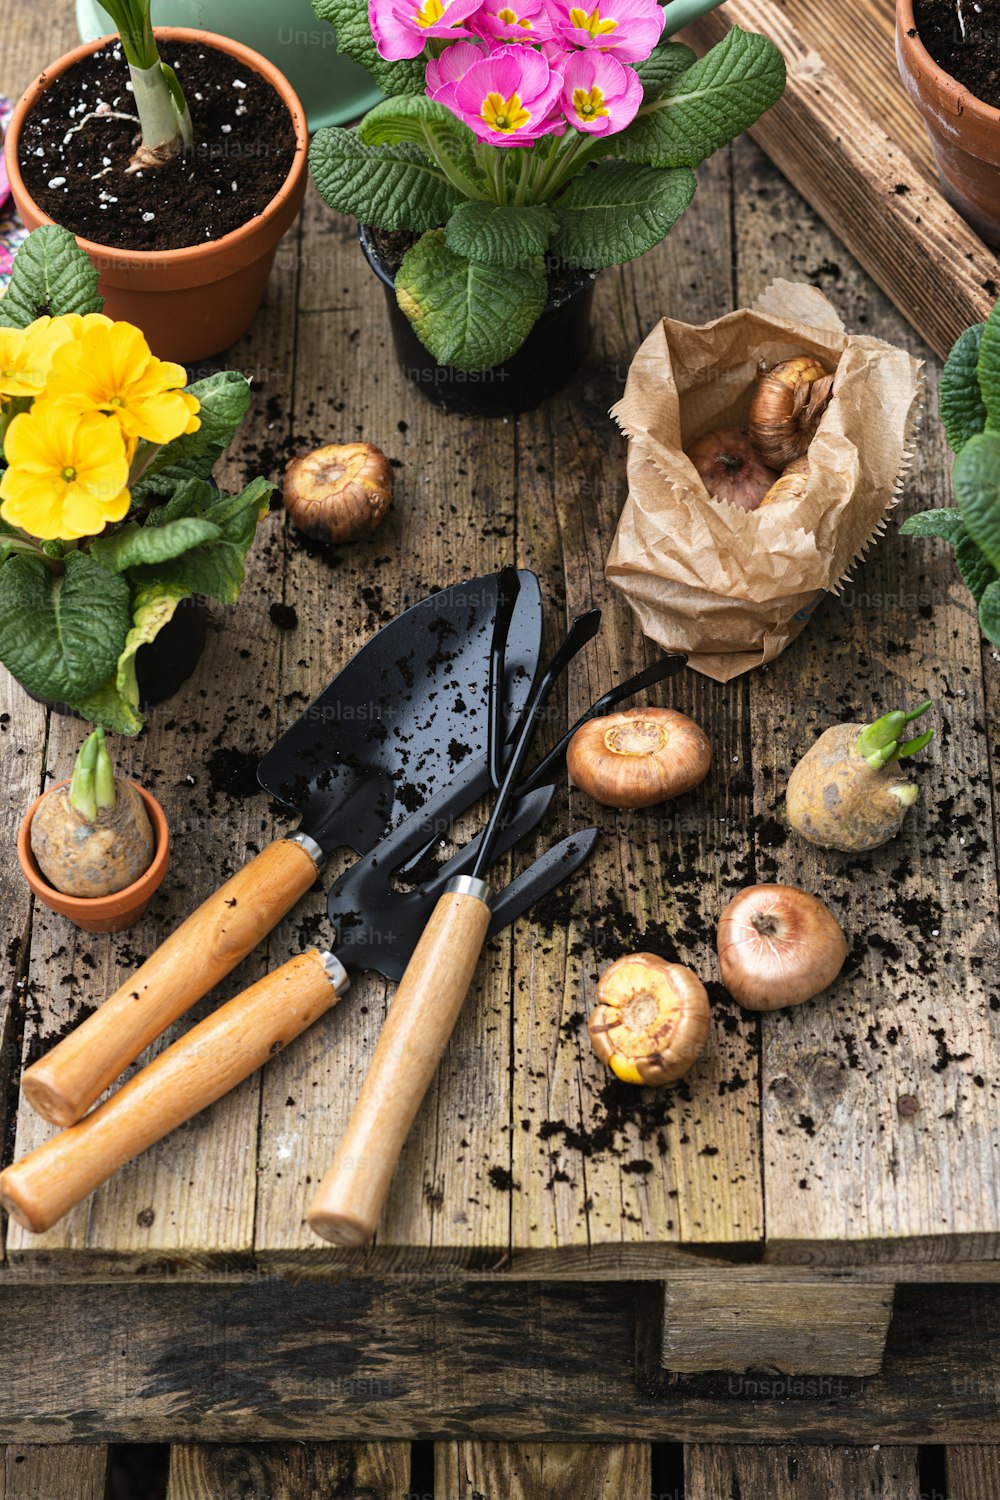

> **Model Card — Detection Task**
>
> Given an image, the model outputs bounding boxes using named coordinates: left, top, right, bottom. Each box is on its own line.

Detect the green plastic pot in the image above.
left=75, top=0, right=382, bottom=129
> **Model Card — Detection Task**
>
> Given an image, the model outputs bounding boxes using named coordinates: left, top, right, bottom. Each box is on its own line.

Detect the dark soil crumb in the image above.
left=206, top=745, right=261, bottom=800
left=914, top=0, right=1000, bottom=106
left=269, top=602, right=298, bottom=631
left=20, top=40, right=296, bottom=251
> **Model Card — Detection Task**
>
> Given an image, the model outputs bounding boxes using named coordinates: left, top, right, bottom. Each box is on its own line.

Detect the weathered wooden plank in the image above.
left=511, top=150, right=764, bottom=1262
left=251, top=185, right=519, bottom=1269
left=167, top=1442, right=410, bottom=1499
left=0, top=1280, right=998, bottom=1444
left=3, top=0, right=77, bottom=101
left=947, top=1446, right=1000, bottom=1500
left=685, top=1445, right=923, bottom=1500
left=5, top=224, right=299, bottom=1269
left=780, top=0, right=932, bottom=177
left=683, top=1, right=999, bottom=360
left=2, top=1444, right=108, bottom=1500
left=436, top=1443, right=651, bottom=1500
left=661, top=1279, right=894, bottom=1375
left=733, top=137, right=1000, bottom=1253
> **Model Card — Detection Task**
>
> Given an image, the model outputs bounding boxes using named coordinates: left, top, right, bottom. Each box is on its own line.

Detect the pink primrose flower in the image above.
left=470, top=0, right=555, bottom=45
left=451, top=45, right=564, bottom=144
left=556, top=50, right=641, bottom=133
left=370, top=0, right=484, bottom=61
left=542, top=0, right=664, bottom=62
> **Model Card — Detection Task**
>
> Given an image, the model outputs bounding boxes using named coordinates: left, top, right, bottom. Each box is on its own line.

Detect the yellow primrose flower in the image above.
left=44, top=319, right=201, bottom=446
left=0, top=404, right=131, bottom=541
left=0, top=318, right=78, bottom=401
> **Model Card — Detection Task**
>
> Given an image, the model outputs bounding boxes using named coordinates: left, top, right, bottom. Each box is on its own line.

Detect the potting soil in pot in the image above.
left=912, top=0, right=1000, bottom=107
left=18, top=40, right=296, bottom=251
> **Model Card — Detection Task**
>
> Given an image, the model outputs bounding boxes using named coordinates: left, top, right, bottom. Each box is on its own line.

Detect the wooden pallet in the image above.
left=682, top=0, right=1000, bottom=360
left=4, top=1439, right=995, bottom=1500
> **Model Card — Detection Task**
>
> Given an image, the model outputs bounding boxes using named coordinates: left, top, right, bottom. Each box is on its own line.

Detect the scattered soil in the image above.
left=19, top=40, right=296, bottom=252
left=913, top=0, right=1000, bottom=107
left=366, top=226, right=588, bottom=304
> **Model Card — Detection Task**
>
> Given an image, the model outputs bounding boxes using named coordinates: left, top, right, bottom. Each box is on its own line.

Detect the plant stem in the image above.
left=98, top=0, right=193, bottom=164
left=69, top=731, right=100, bottom=823
left=856, top=701, right=934, bottom=768
left=94, top=728, right=117, bottom=812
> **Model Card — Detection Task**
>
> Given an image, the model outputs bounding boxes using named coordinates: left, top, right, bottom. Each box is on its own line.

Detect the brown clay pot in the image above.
left=896, top=0, right=1000, bottom=248
left=18, top=781, right=170, bottom=935
left=4, top=28, right=308, bottom=361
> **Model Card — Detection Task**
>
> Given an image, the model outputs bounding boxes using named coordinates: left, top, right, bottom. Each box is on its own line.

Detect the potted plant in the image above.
left=896, top=0, right=1000, bottom=249
left=0, top=224, right=273, bottom=734
left=901, top=292, right=1000, bottom=642
left=76, top=0, right=383, bottom=131
left=307, top=0, right=785, bottom=414
left=4, top=1, right=309, bottom=360
left=18, top=726, right=170, bottom=933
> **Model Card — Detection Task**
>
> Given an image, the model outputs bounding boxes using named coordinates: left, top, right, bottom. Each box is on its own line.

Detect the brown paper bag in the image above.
left=606, top=281, right=923, bottom=682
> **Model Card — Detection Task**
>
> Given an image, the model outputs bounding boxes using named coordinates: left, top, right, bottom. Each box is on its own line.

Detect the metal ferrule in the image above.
left=289, top=831, right=326, bottom=871
left=445, top=874, right=492, bottom=907
left=318, top=951, right=349, bottom=994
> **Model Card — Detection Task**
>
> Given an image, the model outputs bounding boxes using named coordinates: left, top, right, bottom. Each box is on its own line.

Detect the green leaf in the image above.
left=132, top=478, right=272, bottom=603
left=313, top=0, right=425, bottom=96
left=89, top=517, right=222, bottom=572
left=0, top=226, right=102, bottom=329
left=310, top=129, right=462, bottom=232
left=979, top=579, right=1000, bottom=645
left=131, top=371, right=252, bottom=501
left=977, top=296, right=1000, bottom=430
left=0, top=552, right=130, bottom=703
left=551, top=163, right=696, bottom=270
left=954, top=430, right=1000, bottom=571
left=939, top=324, right=987, bottom=452
left=635, top=41, right=697, bottom=102
left=899, top=507, right=966, bottom=542
left=617, top=26, right=786, bottom=169
left=902, top=506, right=999, bottom=604
left=357, top=94, right=475, bottom=155
left=445, top=202, right=557, bottom=267
left=72, top=673, right=145, bottom=737
left=395, top=231, right=547, bottom=371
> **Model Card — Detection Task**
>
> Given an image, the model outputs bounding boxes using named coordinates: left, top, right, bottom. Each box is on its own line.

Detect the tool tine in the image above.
left=417, top=786, right=555, bottom=900
left=487, top=828, right=599, bottom=937
left=489, top=566, right=522, bottom=791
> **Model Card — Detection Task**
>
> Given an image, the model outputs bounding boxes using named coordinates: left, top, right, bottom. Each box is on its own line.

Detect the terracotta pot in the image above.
left=4, top=28, right=309, bottom=361
left=18, top=781, right=170, bottom=934
left=896, top=0, right=1000, bottom=248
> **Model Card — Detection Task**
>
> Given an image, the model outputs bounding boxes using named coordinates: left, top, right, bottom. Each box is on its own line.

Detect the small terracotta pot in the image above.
left=4, top=28, right=308, bottom=361
left=896, top=0, right=1000, bottom=248
left=18, top=781, right=170, bottom=934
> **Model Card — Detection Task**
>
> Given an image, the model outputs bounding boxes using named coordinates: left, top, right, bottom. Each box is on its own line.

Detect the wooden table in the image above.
left=3, top=0, right=1000, bottom=1443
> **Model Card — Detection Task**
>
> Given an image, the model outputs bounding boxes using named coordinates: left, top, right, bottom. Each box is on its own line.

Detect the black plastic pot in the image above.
left=359, top=225, right=597, bottom=416
left=30, top=598, right=208, bottom=720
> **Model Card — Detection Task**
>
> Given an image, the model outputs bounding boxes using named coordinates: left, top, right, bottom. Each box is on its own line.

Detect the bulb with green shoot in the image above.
left=30, top=728, right=154, bottom=898
left=99, top=0, right=193, bottom=170
left=785, top=701, right=934, bottom=853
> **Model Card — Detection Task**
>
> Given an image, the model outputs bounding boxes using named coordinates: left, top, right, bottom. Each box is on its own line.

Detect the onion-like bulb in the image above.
left=588, top=952, right=711, bottom=1086
left=716, top=884, right=847, bottom=1011
left=749, top=357, right=834, bottom=469
left=284, top=442, right=393, bottom=543
left=759, top=454, right=811, bottom=508
left=685, top=427, right=779, bottom=511
left=566, top=707, right=711, bottom=809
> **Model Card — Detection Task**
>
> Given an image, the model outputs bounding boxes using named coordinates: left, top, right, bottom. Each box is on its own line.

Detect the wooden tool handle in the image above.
left=308, top=884, right=491, bottom=1247
left=0, top=949, right=344, bottom=1235
left=22, top=837, right=320, bottom=1127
